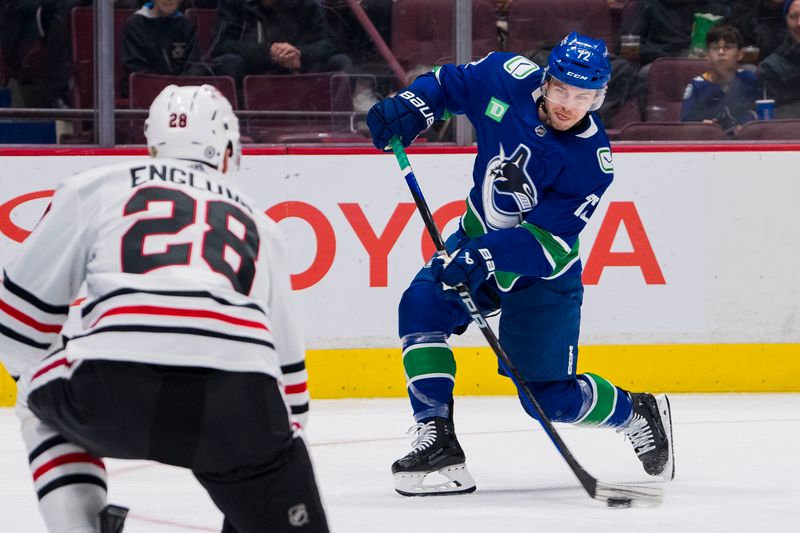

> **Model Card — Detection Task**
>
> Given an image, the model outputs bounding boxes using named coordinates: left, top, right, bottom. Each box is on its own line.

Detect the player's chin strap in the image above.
left=388, top=137, right=663, bottom=509
left=533, top=86, right=554, bottom=127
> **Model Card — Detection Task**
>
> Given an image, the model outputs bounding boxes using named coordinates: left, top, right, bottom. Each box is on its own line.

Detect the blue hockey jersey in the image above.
left=680, top=69, right=758, bottom=132
left=407, top=52, right=614, bottom=291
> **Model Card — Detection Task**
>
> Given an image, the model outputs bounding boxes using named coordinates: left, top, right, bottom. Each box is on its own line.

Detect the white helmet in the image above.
left=145, top=85, right=241, bottom=172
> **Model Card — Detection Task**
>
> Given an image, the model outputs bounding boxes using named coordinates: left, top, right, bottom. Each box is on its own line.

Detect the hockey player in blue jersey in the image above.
left=367, top=33, right=675, bottom=496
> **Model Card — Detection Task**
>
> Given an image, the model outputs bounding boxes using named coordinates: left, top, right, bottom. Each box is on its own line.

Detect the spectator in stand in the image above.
left=210, top=0, right=352, bottom=84
left=623, top=0, right=728, bottom=68
left=0, top=0, right=142, bottom=108
left=730, top=0, right=788, bottom=59
left=681, top=24, right=758, bottom=136
left=121, top=0, right=207, bottom=98
left=0, top=0, right=46, bottom=106
left=758, top=0, right=800, bottom=117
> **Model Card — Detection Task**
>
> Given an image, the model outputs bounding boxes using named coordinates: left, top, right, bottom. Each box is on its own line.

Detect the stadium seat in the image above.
left=617, top=121, right=726, bottom=141
left=185, top=8, right=218, bottom=59
left=507, top=0, right=615, bottom=56
left=390, top=0, right=498, bottom=72
left=735, top=119, right=800, bottom=141
left=128, top=73, right=238, bottom=109
left=121, top=73, right=238, bottom=144
left=645, top=57, right=709, bottom=121
left=70, top=7, right=136, bottom=109
left=243, top=72, right=366, bottom=143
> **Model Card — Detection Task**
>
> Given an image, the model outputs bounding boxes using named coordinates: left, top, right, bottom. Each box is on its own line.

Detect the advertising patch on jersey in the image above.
left=485, top=97, right=509, bottom=123
left=503, top=56, right=540, bottom=80
left=482, top=144, right=537, bottom=229
left=596, top=147, right=614, bottom=174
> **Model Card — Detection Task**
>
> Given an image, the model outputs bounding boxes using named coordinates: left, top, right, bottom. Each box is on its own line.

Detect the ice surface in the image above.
left=1, top=394, right=798, bottom=532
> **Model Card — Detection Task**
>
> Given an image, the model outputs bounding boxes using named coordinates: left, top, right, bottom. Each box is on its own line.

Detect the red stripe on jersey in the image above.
left=32, top=452, right=105, bottom=481
left=90, top=305, right=269, bottom=331
left=31, top=357, right=73, bottom=381
left=285, top=382, right=308, bottom=394
left=0, top=298, right=62, bottom=333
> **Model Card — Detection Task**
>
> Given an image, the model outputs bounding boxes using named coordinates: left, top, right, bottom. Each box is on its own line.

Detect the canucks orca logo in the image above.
left=482, top=144, right=537, bottom=229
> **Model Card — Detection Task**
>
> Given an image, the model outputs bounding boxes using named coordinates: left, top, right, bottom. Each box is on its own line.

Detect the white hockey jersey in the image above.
left=0, top=158, right=309, bottom=419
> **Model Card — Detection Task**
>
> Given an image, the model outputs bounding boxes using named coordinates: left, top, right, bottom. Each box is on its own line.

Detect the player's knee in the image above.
left=398, top=285, right=432, bottom=338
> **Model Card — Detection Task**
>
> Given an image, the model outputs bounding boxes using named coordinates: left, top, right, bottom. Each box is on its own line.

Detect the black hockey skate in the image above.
left=392, top=417, right=476, bottom=496
left=619, top=393, right=675, bottom=481
left=99, top=504, right=128, bottom=533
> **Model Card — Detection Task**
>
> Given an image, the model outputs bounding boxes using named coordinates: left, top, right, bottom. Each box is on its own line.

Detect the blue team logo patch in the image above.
left=596, top=147, right=613, bottom=174
left=503, top=56, right=540, bottom=80
left=482, top=144, right=537, bottom=229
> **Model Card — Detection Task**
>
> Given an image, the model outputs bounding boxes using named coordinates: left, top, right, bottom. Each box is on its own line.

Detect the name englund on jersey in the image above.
left=0, top=158, right=308, bottom=415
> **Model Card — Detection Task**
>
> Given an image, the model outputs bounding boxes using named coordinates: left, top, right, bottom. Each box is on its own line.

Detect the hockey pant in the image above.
left=399, top=262, right=631, bottom=427
left=22, top=358, right=329, bottom=533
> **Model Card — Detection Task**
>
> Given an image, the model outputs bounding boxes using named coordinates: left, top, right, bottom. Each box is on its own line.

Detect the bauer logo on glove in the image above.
left=366, top=89, right=435, bottom=150
left=429, top=244, right=495, bottom=293
left=398, top=91, right=435, bottom=128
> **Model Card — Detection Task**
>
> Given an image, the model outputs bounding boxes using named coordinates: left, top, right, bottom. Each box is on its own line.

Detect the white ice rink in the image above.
left=1, top=394, right=799, bottom=532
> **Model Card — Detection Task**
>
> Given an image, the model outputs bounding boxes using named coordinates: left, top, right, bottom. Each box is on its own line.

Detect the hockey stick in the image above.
left=389, top=137, right=662, bottom=508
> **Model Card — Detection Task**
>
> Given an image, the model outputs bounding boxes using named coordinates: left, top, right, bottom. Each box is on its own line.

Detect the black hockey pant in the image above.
left=27, top=360, right=329, bottom=533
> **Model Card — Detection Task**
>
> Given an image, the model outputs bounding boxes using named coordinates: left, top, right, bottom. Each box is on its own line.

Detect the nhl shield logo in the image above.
left=288, top=503, right=310, bottom=527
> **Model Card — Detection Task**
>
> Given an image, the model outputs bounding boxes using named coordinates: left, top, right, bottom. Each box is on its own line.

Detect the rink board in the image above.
left=0, top=145, right=798, bottom=403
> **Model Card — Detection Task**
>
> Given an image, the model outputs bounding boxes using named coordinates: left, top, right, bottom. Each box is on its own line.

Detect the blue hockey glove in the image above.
left=429, top=243, right=496, bottom=293
left=366, top=90, right=434, bottom=150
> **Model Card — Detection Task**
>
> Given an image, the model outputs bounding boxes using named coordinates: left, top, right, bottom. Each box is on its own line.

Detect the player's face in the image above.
left=542, top=79, right=595, bottom=130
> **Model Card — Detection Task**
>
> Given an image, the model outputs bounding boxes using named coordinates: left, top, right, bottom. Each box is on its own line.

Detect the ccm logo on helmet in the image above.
left=566, top=72, right=590, bottom=81
left=399, top=90, right=435, bottom=128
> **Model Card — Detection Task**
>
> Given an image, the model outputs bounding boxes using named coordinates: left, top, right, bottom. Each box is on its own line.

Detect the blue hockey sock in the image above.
left=402, top=333, right=455, bottom=422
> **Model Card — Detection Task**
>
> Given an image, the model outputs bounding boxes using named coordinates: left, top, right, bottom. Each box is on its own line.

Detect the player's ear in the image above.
left=222, top=143, right=233, bottom=174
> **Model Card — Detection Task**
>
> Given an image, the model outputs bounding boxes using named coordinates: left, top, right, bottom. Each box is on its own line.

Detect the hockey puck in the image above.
left=606, top=497, right=632, bottom=508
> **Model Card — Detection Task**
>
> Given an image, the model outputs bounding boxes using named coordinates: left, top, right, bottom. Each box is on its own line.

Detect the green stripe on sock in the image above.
left=576, top=373, right=618, bottom=426
left=403, top=345, right=456, bottom=380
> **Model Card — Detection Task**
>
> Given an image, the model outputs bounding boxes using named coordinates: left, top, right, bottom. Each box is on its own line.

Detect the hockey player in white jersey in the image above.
left=0, top=85, right=328, bottom=532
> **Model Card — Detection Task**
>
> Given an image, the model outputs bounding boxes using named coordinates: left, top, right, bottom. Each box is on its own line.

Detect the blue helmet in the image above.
left=547, top=32, right=611, bottom=90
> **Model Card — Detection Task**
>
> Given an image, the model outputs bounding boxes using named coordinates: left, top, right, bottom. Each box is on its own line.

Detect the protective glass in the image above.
left=542, top=82, right=603, bottom=112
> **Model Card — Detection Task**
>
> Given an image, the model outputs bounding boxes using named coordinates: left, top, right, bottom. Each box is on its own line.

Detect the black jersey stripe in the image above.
left=0, top=322, right=52, bottom=350
left=291, top=403, right=309, bottom=415
left=2, top=273, right=69, bottom=315
left=28, top=435, right=69, bottom=463
left=281, top=361, right=306, bottom=374
left=69, top=325, right=275, bottom=349
left=37, top=474, right=107, bottom=500
left=81, top=288, right=266, bottom=317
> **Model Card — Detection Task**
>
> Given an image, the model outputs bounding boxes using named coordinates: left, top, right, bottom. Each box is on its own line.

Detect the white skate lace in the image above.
left=618, top=414, right=655, bottom=455
left=407, top=421, right=438, bottom=453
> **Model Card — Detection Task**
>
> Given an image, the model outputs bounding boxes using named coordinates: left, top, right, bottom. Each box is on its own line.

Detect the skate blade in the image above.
left=394, top=463, right=476, bottom=497
left=656, top=394, right=675, bottom=481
